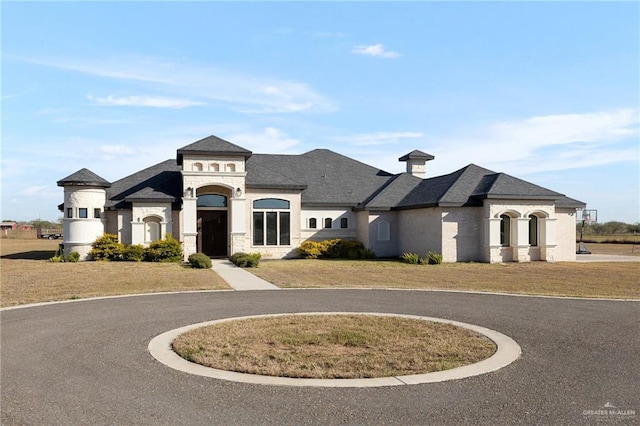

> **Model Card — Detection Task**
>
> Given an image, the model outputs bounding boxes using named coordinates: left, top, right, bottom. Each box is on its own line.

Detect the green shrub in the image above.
left=426, top=251, right=444, bottom=265
left=230, top=252, right=262, bottom=268
left=145, top=235, right=183, bottom=262
left=297, top=239, right=370, bottom=259
left=188, top=253, right=212, bottom=269
left=401, top=252, right=421, bottom=264
left=66, top=251, right=80, bottom=263
left=90, top=233, right=124, bottom=261
left=123, top=244, right=146, bottom=262
left=49, top=254, right=65, bottom=262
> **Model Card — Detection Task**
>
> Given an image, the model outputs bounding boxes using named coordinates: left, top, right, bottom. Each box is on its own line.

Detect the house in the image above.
left=57, top=135, right=585, bottom=262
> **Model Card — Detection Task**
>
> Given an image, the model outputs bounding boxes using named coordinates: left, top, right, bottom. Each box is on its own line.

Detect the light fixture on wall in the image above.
left=185, top=187, right=194, bottom=198
left=235, top=187, right=242, bottom=197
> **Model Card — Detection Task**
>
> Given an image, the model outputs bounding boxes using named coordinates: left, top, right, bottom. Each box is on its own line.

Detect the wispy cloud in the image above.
left=16, top=55, right=336, bottom=114
left=332, top=131, right=423, bottom=146
left=352, top=43, right=401, bottom=58
left=87, top=94, right=204, bottom=109
left=428, top=109, right=639, bottom=175
left=228, top=127, right=301, bottom=154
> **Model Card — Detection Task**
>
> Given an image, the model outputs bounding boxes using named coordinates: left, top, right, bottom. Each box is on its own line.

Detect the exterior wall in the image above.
left=183, top=156, right=245, bottom=174
left=300, top=208, right=357, bottom=242
left=484, top=200, right=557, bottom=263
left=130, top=202, right=173, bottom=246
left=398, top=208, right=442, bottom=257
left=441, top=208, right=483, bottom=262
left=61, top=186, right=107, bottom=260
left=356, top=211, right=370, bottom=248
left=245, top=188, right=302, bottom=259
left=367, top=211, right=399, bottom=258
left=555, top=208, right=578, bottom=261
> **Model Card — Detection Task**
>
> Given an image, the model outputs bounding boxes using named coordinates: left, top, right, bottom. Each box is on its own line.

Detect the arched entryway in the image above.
left=196, top=186, right=230, bottom=257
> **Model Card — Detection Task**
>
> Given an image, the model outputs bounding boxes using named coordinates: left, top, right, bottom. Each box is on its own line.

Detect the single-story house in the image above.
left=57, top=135, right=585, bottom=262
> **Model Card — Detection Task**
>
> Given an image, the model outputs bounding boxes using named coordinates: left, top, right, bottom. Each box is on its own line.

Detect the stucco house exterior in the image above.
left=57, top=135, right=585, bottom=262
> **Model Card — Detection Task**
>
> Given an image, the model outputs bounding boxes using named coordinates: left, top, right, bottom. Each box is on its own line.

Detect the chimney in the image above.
left=398, top=150, right=435, bottom=178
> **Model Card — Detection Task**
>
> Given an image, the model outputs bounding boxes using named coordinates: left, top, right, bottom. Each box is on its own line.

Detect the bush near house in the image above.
left=90, top=234, right=124, bottom=261
left=425, top=251, right=444, bottom=265
left=400, top=251, right=443, bottom=265
left=296, top=239, right=376, bottom=260
left=230, top=252, right=262, bottom=268
left=401, top=252, right=421, bottom=264
left=89, top=234, right=182, bottom=263
left=188, top=253, right=212, bottom=269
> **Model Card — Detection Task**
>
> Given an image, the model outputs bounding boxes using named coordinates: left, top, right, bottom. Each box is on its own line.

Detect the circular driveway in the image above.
left=2, top=289, right=638, bottom=425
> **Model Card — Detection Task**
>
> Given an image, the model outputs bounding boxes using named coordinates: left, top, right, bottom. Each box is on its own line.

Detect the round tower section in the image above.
left=57, top=169, right=111, bottom=260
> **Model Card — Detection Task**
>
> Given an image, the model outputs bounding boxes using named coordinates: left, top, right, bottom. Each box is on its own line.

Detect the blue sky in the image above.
left=2, top=1, right=638, bottom=223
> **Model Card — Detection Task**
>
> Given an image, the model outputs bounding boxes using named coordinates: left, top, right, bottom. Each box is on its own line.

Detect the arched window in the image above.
left=529, top=215, right=538, bottom=246
left=193, top=162, right=203, bottom=171
left=211, top=163, right=220, bottom=172
left=197, top=194, right=227, bottom=208
left=227, top=163, right=236, bottom=172
left=309, top=218, right=317, bottom=229
left=324, top=218, right=333, bottom=229
left=500, top=214, right=511, bottom=247
left=144, top=217, right=161, bottom=243
left=340, top=218, right=348, bottom=229
left=253, top=198, right=290, bottom=246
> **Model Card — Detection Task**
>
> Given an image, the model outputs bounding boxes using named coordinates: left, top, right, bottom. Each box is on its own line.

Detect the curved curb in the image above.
left=148, top=312, right=522, bottom=387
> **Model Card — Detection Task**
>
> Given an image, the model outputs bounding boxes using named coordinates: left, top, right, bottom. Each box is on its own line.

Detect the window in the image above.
left=500, top=215, right=511, bottom=246
left=197, top=194, right=227, bottom=208
left=211, top=163, right=220, bottom=172
left=94, top=208, right=101, bottom=218
left=193, top=162, right=203, bottom=171
left=67, top=208, right=73, bottom=218
left=529, top=215, right=538, bottom=246
left=144, top=217, right=161, bottom=243
left=324, top=218, right=332, bottom=229
left=340, top=218, right=348, bottom=229
left=253, top=199, right=290, bottom=246
left=377, top=221, right=390, bottom=241
left=79, top=208, right=88, bottom=219
left=309, top=218, right=317, bottom=229
left=227, top=163, right=236, bottom=172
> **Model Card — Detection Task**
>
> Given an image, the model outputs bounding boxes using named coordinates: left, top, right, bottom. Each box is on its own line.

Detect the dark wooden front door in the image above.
left=198, top=210, right=228, bottom=257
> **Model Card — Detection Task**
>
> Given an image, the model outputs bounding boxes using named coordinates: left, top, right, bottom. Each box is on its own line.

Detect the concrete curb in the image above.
left=148, top=312, right=522, bottom=387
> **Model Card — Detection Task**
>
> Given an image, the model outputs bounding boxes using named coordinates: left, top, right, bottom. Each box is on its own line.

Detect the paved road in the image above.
left=2, top=290, right=638, bottom=425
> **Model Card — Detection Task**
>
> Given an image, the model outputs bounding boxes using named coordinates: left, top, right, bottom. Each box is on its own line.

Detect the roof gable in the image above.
left=177, top=135, right=252, bottom=165
left=105, top=160, right=182, bottom=209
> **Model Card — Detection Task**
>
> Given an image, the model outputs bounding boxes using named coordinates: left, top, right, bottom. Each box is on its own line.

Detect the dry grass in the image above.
left=172, top=314, right=496, bottom=379
left=252, top=259, right=640, bottom=299
left=0, top=239, right=229, bottom=307
left=583, top=242, right=640, bottom=256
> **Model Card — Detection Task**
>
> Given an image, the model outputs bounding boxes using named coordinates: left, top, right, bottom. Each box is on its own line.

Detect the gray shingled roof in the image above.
left=247, top=149, right=394, bottom=206
left=177, top=135, right=252, bottom=165
left=105, top=160, right=182, bottom=209
left=398, top=150, right=435, bottom=162
left=57, top=168, right=111, bottom=188
left=89, top=136, right=585, bottom=212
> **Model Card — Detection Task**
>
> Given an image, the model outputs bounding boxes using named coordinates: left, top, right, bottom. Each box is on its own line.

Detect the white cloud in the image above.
left=228, top=127, right=301, bottom=154
left=427, top=109, right=639, bottom=176
left=24, top=185, right=51, bottom=196
left=87, top=95, right=204, bottom=109
left=19, top=55, right=336, bottom=114
left=332, top=131, right=424, bottom=146
left=352, top=43, right=401, bottom=58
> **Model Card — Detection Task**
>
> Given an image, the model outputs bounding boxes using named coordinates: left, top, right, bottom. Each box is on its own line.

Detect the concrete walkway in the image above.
left=210, top=259, right=280, bottom=290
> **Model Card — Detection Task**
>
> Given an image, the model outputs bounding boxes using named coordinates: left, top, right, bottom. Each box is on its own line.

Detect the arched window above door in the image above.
left=197, top=194, right=228, bottom=208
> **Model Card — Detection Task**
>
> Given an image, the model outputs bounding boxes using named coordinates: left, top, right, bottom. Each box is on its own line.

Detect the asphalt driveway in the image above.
left=2, top=290, right=638, bottom=425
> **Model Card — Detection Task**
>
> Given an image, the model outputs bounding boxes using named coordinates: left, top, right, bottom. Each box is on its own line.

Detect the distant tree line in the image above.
left=578, top=221, right=640, bottom=235
left=1, top=219, right=62, bottom=229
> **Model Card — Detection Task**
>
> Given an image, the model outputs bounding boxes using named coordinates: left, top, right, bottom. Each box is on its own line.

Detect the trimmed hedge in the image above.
left=188, top=253, right=212, bottom=269
left=230, top=252, right=262, bottom=268
left=90, top=233, right=124, bottom=261
left=123, top=244, right=146, bottom=262
left=145, top=235, right=183, bottom=262
left=89, top=234, right=183, bottom=263
left=296, top=239, right=376, bottom=260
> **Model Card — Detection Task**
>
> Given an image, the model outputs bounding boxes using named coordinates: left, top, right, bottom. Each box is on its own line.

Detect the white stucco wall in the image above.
left=61, top=186, right=107, bottom=260
left=367, top=211, right=399, bottom=258
left=555, top=208, right=578, bottom=261
left=300, top=208, right=357, bottom=241
left=441, top=208, right=483, bottom=262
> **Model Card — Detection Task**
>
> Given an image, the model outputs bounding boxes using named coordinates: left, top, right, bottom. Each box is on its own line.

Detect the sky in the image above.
left=2, top=1, right=639, bottom=224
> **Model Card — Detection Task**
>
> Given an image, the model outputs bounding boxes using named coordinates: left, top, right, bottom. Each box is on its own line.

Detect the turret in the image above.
left=57, top=169, right=111, bottom=260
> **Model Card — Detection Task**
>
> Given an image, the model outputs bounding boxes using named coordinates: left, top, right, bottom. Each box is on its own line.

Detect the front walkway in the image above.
left=210, top=259, right=280, bottom=290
